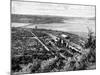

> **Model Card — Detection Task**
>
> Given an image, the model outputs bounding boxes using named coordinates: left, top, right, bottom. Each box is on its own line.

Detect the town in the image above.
left=11, top=26, right=96, bottom=74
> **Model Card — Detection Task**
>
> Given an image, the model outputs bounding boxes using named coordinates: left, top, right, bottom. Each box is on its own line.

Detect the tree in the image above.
left=85, top=27, right=95, bottom=48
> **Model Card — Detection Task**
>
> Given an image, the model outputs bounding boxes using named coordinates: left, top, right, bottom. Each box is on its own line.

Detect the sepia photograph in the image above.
left=11, top=0, right=96, bottom=74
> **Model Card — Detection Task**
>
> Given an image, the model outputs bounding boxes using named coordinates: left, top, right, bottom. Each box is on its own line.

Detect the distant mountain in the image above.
left=11, top=14, right=95, bottom=24
left=11, top=14, right=64, bottom=24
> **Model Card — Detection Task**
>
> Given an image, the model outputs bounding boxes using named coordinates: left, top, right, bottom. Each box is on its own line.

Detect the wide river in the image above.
left=12, top=19, right=95, bottom=33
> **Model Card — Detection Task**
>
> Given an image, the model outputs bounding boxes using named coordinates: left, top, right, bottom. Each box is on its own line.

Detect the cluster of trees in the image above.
left=83, top=28, right=96, bottom=68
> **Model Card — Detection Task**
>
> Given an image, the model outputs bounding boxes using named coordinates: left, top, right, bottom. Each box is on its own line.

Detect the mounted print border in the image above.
left=11, top=0, right=96, bottom=74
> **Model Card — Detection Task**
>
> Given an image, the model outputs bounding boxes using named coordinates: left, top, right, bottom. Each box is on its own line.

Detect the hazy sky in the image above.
left=12, top=0, right=95, bottom=17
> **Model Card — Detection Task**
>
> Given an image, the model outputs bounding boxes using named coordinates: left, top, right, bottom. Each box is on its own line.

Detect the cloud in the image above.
left=12, top=0, right=95, bottom=17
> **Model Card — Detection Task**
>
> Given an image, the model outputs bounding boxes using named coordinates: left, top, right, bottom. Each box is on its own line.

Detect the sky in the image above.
left=11, top=0, right=95, bottom=33
left=12, top=0, right=95, bottom=17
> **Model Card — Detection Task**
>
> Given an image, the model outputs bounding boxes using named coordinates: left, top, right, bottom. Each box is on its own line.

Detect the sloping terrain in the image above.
left=11, top=27, right=96, bottom=74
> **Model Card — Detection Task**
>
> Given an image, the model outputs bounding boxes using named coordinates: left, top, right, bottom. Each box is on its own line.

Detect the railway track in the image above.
left=25, top=29, right=50, bottom=51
